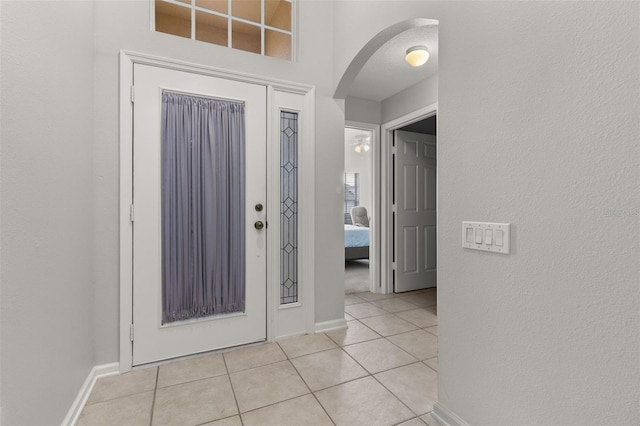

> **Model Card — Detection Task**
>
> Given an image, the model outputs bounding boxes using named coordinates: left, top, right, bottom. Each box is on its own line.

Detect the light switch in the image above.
left=466, top=227, right=474, bottom=243
left=462, top=221, right=510, bottom=254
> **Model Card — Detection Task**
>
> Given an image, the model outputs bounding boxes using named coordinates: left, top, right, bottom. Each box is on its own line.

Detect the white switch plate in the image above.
left=462, top=221, right=510, bottom=254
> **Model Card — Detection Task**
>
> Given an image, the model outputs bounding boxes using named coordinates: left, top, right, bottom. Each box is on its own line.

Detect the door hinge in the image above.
left=392, top=261, right=397, bottom=270
left=130, top=204, right=134, bottom=222
left=129, top=324, right=134, bottom=342
left=392, top=146, right=397, bottom=154
left=392, top=204, right=397, bottom=213
left=130, top=85, right=135, bottom=103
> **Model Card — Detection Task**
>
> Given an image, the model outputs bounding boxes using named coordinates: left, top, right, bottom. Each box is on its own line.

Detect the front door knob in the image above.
left=254, top=221, right=264, bottom=230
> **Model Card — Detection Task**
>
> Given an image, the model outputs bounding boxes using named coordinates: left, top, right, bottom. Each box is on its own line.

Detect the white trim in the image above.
left=432, top=402, right=469, bottom=426
left=149, top=0, right=155, bottom=31
left=119, top=52, right=134, bottom=373
left=382, top=103, right=438, bottom=131
left=380, top=103, right=438, bottom=294
left=315, top=318, right=347, bottom=334
left=291, top=0, right=298, bottom=63
left=302, top=88, right=316, bottom=333
left=266, top=84, right=276, bottom=342
left=268, top=89, right=316, bottom=339
left=122, top=51, right=310, bottom=95
left=62, top=363, right=119, bottom=426
left=345, top=121, right=381, bottom=293
left=119, top=50, right=315, bottom=372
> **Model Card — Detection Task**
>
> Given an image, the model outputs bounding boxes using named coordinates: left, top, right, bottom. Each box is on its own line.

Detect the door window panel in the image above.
left=161, top=92, right=246, bottom=323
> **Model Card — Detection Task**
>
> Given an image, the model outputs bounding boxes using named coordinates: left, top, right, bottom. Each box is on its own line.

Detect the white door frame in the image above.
left=345, top=121, right=381, bottom=293
left=119, top=51, right=315, bottom=372
left=380, top=103, right=438, bottom=294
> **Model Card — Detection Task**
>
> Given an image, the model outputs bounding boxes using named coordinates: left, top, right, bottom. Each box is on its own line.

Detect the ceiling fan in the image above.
left=353, top=133, right=370, bottom=153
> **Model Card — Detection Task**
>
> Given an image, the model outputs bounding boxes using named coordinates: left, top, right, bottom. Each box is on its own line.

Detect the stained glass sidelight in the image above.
left=280, top=111, right=298, bottom=304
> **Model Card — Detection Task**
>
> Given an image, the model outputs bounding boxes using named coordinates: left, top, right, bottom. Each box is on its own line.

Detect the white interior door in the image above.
left=394, top=130, right=436, bottom=292
left=132, top=64, right=267, bottom=365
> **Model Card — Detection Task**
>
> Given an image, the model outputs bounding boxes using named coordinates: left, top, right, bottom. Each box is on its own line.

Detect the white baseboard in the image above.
left=432, top=402, right=469, bottom=426
left=62, top=363, right=119, bottom=426
left=315, top=318, right=347, bottom=333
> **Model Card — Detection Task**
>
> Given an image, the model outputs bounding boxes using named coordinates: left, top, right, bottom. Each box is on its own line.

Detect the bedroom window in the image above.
left=344, top=172, right=360, bottom=224
left=154, top=0, right=293, bottom=61
left=280, top=111, right=298, bottom=304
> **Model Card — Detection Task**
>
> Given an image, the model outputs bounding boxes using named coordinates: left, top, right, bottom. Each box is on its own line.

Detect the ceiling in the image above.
left=347, top=25, right=438, bottom=103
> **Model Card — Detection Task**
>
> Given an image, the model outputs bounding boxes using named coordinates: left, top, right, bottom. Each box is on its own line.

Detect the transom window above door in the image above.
left=154, top=0, right=293, bottom=60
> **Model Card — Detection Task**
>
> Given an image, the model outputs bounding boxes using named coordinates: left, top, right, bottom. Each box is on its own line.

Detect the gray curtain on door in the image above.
left=161, top=92, right=245, bottom=324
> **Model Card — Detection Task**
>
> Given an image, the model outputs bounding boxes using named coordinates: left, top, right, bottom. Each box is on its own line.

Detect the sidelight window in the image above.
left=280, top=111, right=298, bottom=304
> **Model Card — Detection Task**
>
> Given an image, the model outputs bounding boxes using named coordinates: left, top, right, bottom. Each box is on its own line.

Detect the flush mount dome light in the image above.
left=405, top=46, right=429, bottom=67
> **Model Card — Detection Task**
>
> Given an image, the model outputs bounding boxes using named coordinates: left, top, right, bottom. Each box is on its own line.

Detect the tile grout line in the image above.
left=312, top=338, right=427, bottom=424
left=222, top=352, right=244, bottom=425
left=368, top=303, right=438, bottom=422
left=283, top=343, right=337, bottom=426
left=227, top=357, right=287, bottom=374
left=148, top=367, right=159, bottom=426
left=154, top=371, right=229, bottom=391
left=340, top=337, right=422, bottom=376
left=371, top=366, right=426, bottom=421
left=309, top=390, right=338, bottom=426
left=282, top=345, right=340, bottom=361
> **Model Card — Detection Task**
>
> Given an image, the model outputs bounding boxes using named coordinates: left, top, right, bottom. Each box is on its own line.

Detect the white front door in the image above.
left=394, top=130, right=437, bottom=292
left=132, top=64, right=267, bottom=365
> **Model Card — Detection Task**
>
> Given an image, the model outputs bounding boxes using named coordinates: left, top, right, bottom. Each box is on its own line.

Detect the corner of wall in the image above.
left=381, top=74, right=438, bottom=124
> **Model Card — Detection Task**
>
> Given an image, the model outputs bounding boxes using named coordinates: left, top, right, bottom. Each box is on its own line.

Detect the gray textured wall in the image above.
left=1, top=1, right=96, bottom=424
left=334, top=1, right=639, bottom=424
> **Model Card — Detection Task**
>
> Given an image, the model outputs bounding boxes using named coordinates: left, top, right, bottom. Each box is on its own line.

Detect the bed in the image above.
left=345, top=224, right=370, bottom=260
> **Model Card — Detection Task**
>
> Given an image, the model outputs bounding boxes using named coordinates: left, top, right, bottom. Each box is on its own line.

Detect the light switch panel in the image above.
left=485, top=229, right=493, bottom=245
left=462, top=221, right=510, bottom=254
left=465, top=227, right=474, bottom=243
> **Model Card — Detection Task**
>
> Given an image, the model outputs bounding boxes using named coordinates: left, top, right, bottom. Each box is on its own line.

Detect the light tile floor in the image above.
left=78, top=289, right=438, bottom=426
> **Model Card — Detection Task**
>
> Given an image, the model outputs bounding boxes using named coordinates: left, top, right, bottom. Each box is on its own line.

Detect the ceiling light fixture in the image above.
left=405, top=45, right=430, bottom=67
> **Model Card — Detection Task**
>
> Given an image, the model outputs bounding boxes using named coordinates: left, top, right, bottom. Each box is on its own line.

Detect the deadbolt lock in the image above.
left=254, top=221, right=264, bottom=230
left=255, top=203, right=264, bottom=212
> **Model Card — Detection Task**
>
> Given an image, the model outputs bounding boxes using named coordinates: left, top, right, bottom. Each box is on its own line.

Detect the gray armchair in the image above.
left=350, top=206, right=369, bottom=227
